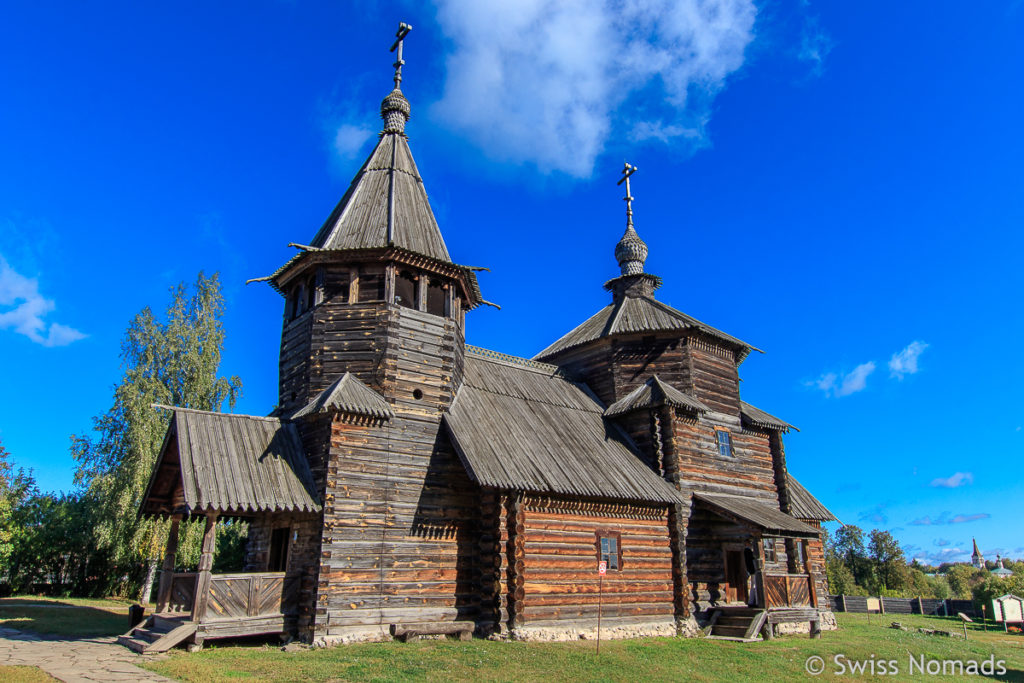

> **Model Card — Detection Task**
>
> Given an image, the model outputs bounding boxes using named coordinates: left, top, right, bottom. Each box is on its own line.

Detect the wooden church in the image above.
left=124, top=25, right=837, bottom=651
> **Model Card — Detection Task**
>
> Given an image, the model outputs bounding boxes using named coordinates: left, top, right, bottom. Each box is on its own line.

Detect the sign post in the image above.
left=597, top=560, right=607, bottom=654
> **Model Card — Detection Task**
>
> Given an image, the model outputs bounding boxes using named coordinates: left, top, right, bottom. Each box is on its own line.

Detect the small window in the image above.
left=716, top=429, right=732, bottom=458
left=288, top=285, right=304, bottom=320
left=305, top=276, right=316, bottom=310
left=596, top=531, right=622, bottom=571
left=395, top=270, right=417, bottom=309
left=268, top=527, right=290, bottom=572
left=325, top=276, right=350, bottom=303
left=762, top=537, right=777, bottom=563
left=426, top=279, right=446, bottom=316
left=794, top=540, right=806, bottom=566
left=357, top=270, right=385, bottom=302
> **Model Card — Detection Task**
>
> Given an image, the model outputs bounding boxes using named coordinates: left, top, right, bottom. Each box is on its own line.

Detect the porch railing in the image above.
left=159, top=571, right=299, bottom=623
left=762, top=572, right=816, bottom=609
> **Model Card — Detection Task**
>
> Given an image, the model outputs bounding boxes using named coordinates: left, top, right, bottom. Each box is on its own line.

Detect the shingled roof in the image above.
left=534, top=295, right=761, bottom=362
left=291, top=372, right=393, bottom=420
left=141, top=408, right=320, bottom=517
left=740, top=401, right=797, bottom=433
left=604, top=374, right=709, bottom=418
left=694, top=492, right=819, bottom=537
left=444, top=349, right=685, bottom=505
left=787, top=475, right=837, bottom=522
left=308, top=133, right=451, bottom=263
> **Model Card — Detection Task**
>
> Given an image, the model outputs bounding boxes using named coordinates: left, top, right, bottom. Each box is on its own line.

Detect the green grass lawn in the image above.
left=0, top=595, right=134, bottom=637
left=0, top=665, right=56, bottom=682
left=140, top=613, right=1024, bottom=683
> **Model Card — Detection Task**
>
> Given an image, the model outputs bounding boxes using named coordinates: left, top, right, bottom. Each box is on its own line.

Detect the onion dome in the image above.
left=615, top=225, right=648, bottom=276
left=381, top=88, right=411, bottom=135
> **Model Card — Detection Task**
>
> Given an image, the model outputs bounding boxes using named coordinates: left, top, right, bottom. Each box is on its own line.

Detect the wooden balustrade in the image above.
left=763, top=572, right=814, bottom=609
left=197, top=572, right=299, bottom=623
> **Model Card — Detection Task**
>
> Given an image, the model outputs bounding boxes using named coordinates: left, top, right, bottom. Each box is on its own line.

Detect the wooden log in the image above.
left=192, top=513, right=219, bottom=623
left=155, top=515, right=181, bottom=613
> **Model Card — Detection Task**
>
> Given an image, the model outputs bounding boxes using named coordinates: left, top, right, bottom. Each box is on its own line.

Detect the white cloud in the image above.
left=333, top=124, right=374, bottom=162
left=0, top=256, right=85, bottom=347
left=930, top=472, right=973, bottom=488
left=797, top=17, right=833, bottom=78
left=889, top=340, right=929, bottom=379
left=911, top=512, right=991, bottom=526
left=431, top=0, right=758, bottom=177
left=808, top=361, right=876, bottom=398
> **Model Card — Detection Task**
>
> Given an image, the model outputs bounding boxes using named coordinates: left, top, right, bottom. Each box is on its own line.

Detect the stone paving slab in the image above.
left=0, top=627, right=176, bottom=682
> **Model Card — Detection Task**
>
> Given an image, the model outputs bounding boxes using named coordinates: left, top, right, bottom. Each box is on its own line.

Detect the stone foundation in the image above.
left=774, top=610, right=838, bottom=635
left=510, top=620, right=677, bottom=642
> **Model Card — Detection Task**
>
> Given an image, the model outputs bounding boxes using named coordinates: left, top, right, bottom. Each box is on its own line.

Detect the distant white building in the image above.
left=972, top=538, right=986, bottom=569
left=993, top=555, right=1013, bottom=578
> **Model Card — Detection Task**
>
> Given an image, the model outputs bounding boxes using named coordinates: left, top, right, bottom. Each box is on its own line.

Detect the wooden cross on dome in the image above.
left=390, top=22, right=413, bottom=89
left=617, top=162, right=638, bottom=228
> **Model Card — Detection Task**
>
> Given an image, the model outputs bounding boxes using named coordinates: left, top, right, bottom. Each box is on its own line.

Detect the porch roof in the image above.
left=693, top=492, right=819, bottom=538
left=140, top=407, right=321, bottom=517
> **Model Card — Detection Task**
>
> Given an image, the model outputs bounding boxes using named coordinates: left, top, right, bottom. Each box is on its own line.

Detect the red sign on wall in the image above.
left=598, top=561, right=607, bottom=575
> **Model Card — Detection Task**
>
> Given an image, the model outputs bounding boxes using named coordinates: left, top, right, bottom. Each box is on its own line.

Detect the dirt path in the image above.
left=0, top=627, right=176, bottom=682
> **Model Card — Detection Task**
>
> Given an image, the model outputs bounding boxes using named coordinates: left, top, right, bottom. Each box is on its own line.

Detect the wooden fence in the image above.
left=829, top=595, right=979, bottom=618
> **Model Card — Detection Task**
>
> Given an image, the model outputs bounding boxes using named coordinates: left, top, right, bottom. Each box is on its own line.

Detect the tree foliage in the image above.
left=70, top=273, right=242, bottom=594
left=868, top=529, right=909, bottom=593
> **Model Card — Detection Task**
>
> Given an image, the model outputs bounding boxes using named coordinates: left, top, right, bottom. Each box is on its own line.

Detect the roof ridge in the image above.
left=466, top=345, right=564, bottom=375
left=152, top=404, right=281, bottom=423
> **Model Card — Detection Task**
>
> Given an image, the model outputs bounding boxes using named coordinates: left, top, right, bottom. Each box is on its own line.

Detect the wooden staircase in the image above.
left=704, top=607, right=767, bottom=642
left=118, top=613, right=198, bottom=653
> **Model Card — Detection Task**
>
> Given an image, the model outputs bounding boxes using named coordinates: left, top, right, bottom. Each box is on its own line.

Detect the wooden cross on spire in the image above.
left=617, top=162, right=638, bottom=228
left=390, top=22, right=413, bottom=89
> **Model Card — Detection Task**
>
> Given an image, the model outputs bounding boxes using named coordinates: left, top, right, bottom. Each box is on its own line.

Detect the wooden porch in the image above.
left=119, top=514, right=300, bottom=653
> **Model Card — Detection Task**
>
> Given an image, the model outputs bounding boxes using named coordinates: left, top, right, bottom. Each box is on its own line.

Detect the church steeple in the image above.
left=380, top=23, right=412, bottom=136
left=972, top=538, right=985, bottom=569
left=614, top=162, right=649, bottom=276
left=605, top=162, right=661, bottom=304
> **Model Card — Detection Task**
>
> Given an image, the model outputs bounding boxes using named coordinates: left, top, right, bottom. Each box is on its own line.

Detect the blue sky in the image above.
left=1, top=1, right=1021, bottom=566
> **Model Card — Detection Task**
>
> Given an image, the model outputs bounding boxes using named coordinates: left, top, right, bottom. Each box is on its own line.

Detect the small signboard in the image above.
left=598, top=561, right=607, bottom=575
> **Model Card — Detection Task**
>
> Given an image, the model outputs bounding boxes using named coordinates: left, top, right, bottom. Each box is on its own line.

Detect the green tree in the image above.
left=945, top=563, right=985, bottom=600
left=0, top=441, right=35, bottom=572
left=830, top=524, right=873, bottom=590
left=71, top=273, right=241, bottom=601
left=868, top=529, right=908, bottom=594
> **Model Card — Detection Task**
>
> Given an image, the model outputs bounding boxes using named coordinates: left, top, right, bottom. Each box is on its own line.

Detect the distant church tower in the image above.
left=972, top=538, right=985, bottom=569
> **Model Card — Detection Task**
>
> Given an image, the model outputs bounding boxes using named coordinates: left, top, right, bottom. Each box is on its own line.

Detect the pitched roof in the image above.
left=787, top=475, right=837, bottom=522
left=291, top=372, right=393, bottom=420
left=141, top=408, right=320, bottom=516
left=308, top=133, right=451, bottom=263
left=443, top=349, right=686, bottom=505
left=604, top=374, right=709, bottom=418
left=534, top=295, right=760, bottom=362
left=740, top=401, right=797, bottom=433
left=694, top=492, right=819, bottom=537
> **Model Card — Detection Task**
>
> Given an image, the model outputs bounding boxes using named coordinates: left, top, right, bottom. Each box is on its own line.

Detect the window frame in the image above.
left=268, top=526, right=291, bottom=572
left=762, top=536, right=778, bottom=564
left=715, top=429, right=733, bottom=458
left=595, top=530, right=623, bottom=571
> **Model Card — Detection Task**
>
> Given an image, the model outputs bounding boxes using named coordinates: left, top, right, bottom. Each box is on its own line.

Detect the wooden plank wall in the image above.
left=800, top=520, right=829, bottom=608
left=314, top=303, right=478, bottom=641
left=511, top=496, right=676, bottom=630
left=685, top=505, right=758, bottom=610
left=243, top=512, right=322, bottom=637
left=673, top=418, right=780, bottom=502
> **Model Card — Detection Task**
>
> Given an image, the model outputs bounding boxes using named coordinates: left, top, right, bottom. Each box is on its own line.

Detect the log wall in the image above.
left=243, top=512, right=322, bottom=637
left=509, top=496, right=677, bottom=632
left=673, top=418, right=780, bottom=503
left=312, top=303, right=477, bottom=642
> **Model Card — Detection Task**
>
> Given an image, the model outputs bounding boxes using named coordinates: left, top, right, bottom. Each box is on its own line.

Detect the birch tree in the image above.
left=72, top=272, right=241, bottom=601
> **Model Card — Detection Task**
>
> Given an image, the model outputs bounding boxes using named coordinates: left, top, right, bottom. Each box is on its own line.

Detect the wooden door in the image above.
left=724, top=550, right=748, bottom=603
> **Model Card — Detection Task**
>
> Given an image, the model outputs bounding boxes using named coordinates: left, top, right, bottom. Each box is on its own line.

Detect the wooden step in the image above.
left=118, top=617, right=197, bottom=653
left=712, top=625, right=754, bottom=638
